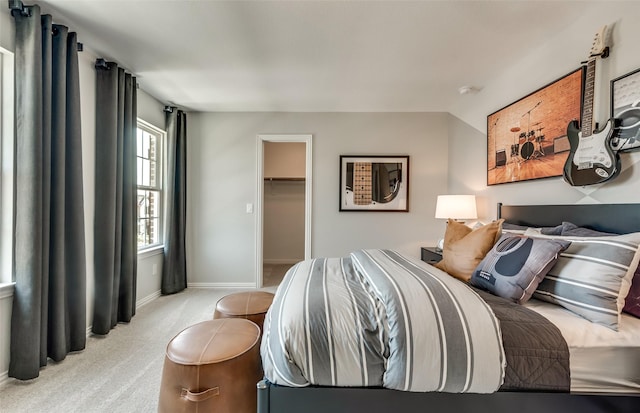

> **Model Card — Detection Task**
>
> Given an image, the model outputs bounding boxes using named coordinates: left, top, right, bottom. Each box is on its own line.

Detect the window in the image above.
left=0, top=47, right=15, bottom=285
left=136, top=119, right=165, bottom=250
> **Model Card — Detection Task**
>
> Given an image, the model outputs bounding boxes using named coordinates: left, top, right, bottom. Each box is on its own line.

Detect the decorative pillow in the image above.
left=540, top=224, right=564, bottom=236
left=501, top=223, right=529, bottom=234
left=502, top=223, right=563, bottom=236
left=560, top=221, right=616, bottom=237
left=557, top=223, right=640, bottom=319
left=524, top=229, right=640, bottom=330
left=470, top=234, right=570, bottom=304
left=624, top=266, right=640, bottom=318
left=435, top=219, right=503, bottom=282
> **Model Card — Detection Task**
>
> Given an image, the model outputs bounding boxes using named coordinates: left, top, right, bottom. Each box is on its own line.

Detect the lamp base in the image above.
left=436, top=238, right=444, bottom=252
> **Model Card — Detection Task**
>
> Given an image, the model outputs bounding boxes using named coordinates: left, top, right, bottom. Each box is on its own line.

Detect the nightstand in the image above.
left=420, top=247, right=442, bottom=264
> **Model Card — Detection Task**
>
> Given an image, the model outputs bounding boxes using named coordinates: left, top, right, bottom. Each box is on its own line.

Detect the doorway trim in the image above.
left=256, top=134, right=312, bottom=287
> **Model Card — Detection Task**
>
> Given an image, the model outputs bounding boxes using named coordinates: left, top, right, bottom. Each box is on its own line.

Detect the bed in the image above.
left=257, top=203, right=640, bottom=413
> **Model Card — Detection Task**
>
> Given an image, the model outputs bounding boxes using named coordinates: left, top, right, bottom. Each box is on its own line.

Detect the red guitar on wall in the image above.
left=563, top=26, right=620, bottom=186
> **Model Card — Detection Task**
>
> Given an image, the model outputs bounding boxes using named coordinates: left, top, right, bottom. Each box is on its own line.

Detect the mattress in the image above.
left=524, top=298, right=640, bottom=393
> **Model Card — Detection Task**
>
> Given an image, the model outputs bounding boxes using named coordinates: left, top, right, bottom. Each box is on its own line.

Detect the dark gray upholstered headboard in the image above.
left=497, top=203, right=640, bottom=235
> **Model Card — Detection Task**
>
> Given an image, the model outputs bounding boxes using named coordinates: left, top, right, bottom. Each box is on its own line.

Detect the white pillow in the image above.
left=524, top=229, right=640, bottom=330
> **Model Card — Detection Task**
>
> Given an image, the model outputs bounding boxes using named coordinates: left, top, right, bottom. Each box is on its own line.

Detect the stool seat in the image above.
left=213, top=291, right=275, bottom=329
left=166, top=318, right=259, bottom=365
left=158, top=318, right=261, bottom=413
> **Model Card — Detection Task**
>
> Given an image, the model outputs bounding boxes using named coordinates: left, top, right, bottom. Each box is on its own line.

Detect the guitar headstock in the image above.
left=590, top=25, right=607, bottom=57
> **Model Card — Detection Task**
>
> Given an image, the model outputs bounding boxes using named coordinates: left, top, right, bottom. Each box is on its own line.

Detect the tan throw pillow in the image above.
left=435, top=219, right=504, bottom=282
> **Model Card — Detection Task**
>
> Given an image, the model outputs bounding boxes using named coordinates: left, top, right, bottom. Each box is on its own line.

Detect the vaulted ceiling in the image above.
left=33, top=0, right=585, bottom=113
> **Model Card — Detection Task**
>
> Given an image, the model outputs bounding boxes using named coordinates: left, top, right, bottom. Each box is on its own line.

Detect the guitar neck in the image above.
left=353, top=162, right=372, bottom=205
left=581, top=58, right=596, bottom=137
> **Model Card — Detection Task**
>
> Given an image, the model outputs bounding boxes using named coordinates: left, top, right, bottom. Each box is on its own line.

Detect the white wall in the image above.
left=0, top=288, right=11, bottom=385
left=79, top=45, right=97, bottom=335
left=188, top=112, right=449, bottom=286
left=0, top=8, right=13, bottom=50
left=0, top=8, right=14, bottom=385
left=138, top=90, right=166, bottom=132
left=448, top=2, right=640, bottom=217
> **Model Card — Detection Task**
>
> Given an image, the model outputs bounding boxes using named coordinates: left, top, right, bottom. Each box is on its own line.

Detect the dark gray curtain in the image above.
left=10, top=5, right=87, bottom=380
left=93, top=60, right=137, bottom=335
left=161, top=108, right=187, bottom=294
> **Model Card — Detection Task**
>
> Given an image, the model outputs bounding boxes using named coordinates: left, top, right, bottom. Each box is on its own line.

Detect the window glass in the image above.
left=136, top=120, right=164, bottom=250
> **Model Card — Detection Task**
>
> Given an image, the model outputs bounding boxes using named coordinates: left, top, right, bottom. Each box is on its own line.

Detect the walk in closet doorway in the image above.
left=256, top=135, right=312, bottom=288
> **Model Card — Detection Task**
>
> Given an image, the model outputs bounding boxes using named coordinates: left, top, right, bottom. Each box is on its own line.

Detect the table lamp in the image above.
left=434, top=195, right=478, bottom=251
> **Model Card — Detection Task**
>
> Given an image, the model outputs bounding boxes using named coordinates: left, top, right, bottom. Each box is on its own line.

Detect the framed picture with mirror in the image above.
left=339, top=155, right=409, bottom=212
left=610, top=67, right=640, bottom=152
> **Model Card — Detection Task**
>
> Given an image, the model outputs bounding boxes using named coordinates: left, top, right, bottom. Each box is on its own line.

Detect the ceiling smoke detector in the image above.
left=458, top=85, right=476, bottom=95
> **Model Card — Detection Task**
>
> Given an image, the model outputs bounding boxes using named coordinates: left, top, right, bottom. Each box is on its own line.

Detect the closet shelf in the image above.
left=264, top=177, right=305, bottom=181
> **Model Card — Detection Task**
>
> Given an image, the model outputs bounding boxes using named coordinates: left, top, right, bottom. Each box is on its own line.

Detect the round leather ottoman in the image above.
left=158, top=318, right=261, bottom=413
left=213, top=291, right=275, bottom=329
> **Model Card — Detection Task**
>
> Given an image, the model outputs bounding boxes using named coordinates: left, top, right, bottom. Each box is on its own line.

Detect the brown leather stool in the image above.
left=158, top=318, right=261, bottom=413
left=213, top=291, right=275, bottom=329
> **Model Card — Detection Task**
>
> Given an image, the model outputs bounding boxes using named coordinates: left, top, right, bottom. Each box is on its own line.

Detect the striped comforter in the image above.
left=261, top=249, right=507, bottom=393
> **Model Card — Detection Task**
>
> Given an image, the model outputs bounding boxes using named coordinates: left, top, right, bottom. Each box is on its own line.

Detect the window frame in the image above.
left=136, top=119, right=165, bottom=253
left=0, top=47, right=15, bottom=287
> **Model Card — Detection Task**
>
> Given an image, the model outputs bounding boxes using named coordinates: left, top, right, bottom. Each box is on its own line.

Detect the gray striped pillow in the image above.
left=524, top=229, right=640, bottom=330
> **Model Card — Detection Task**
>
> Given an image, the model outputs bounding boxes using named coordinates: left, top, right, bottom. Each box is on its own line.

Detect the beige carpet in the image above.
left=0, top=287, right=276, bottom=413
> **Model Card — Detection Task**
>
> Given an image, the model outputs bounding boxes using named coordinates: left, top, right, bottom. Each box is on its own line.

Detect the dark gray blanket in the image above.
left=475, top=289, right=571, bottom=392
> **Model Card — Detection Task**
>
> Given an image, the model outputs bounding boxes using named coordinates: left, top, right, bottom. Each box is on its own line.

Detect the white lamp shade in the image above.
left=435, top=195, right=477, bottom=220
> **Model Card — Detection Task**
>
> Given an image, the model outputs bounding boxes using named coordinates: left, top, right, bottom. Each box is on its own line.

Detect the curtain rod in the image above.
left=95, top=58, right=109, bottom=70
left=8, top=0, right=30, bottom=17
left=95, top=58, right=140, bottom=89
left=8, top=0, right=83, bottom=51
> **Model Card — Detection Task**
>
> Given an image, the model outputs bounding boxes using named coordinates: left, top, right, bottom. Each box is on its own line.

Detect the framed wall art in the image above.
left=611, top=67, right=640, bottom=152
left=487, top=67, right=584, bottom=185
left=339, top=155, right=409, bottom=212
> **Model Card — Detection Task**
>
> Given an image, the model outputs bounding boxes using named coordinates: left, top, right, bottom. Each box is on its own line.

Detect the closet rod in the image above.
left=264, top=177, right=305, bottom=182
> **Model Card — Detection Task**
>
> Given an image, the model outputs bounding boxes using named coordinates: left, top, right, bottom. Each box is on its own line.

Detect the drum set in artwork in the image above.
left=506, top=101, right=546, bottom=164
left=508, top=123, right=545, bottom=164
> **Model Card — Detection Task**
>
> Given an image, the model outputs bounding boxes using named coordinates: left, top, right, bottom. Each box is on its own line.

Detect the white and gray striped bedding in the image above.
left=261, top=249, right=506, bottom=393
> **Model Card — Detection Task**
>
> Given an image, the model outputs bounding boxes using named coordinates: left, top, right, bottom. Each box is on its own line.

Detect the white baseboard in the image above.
left=136, top=290, right=161, bottom=308
left=0, top=282, right=14, bottom=299
left=0, top=370, right=9, bottom=387
left=188, top=282, right=257, bottom=289
left=84, top=290, right=162, bottom=338
left=1, top=285, right=13, bottom=387
left=263, top=259, right=299, bottom=265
